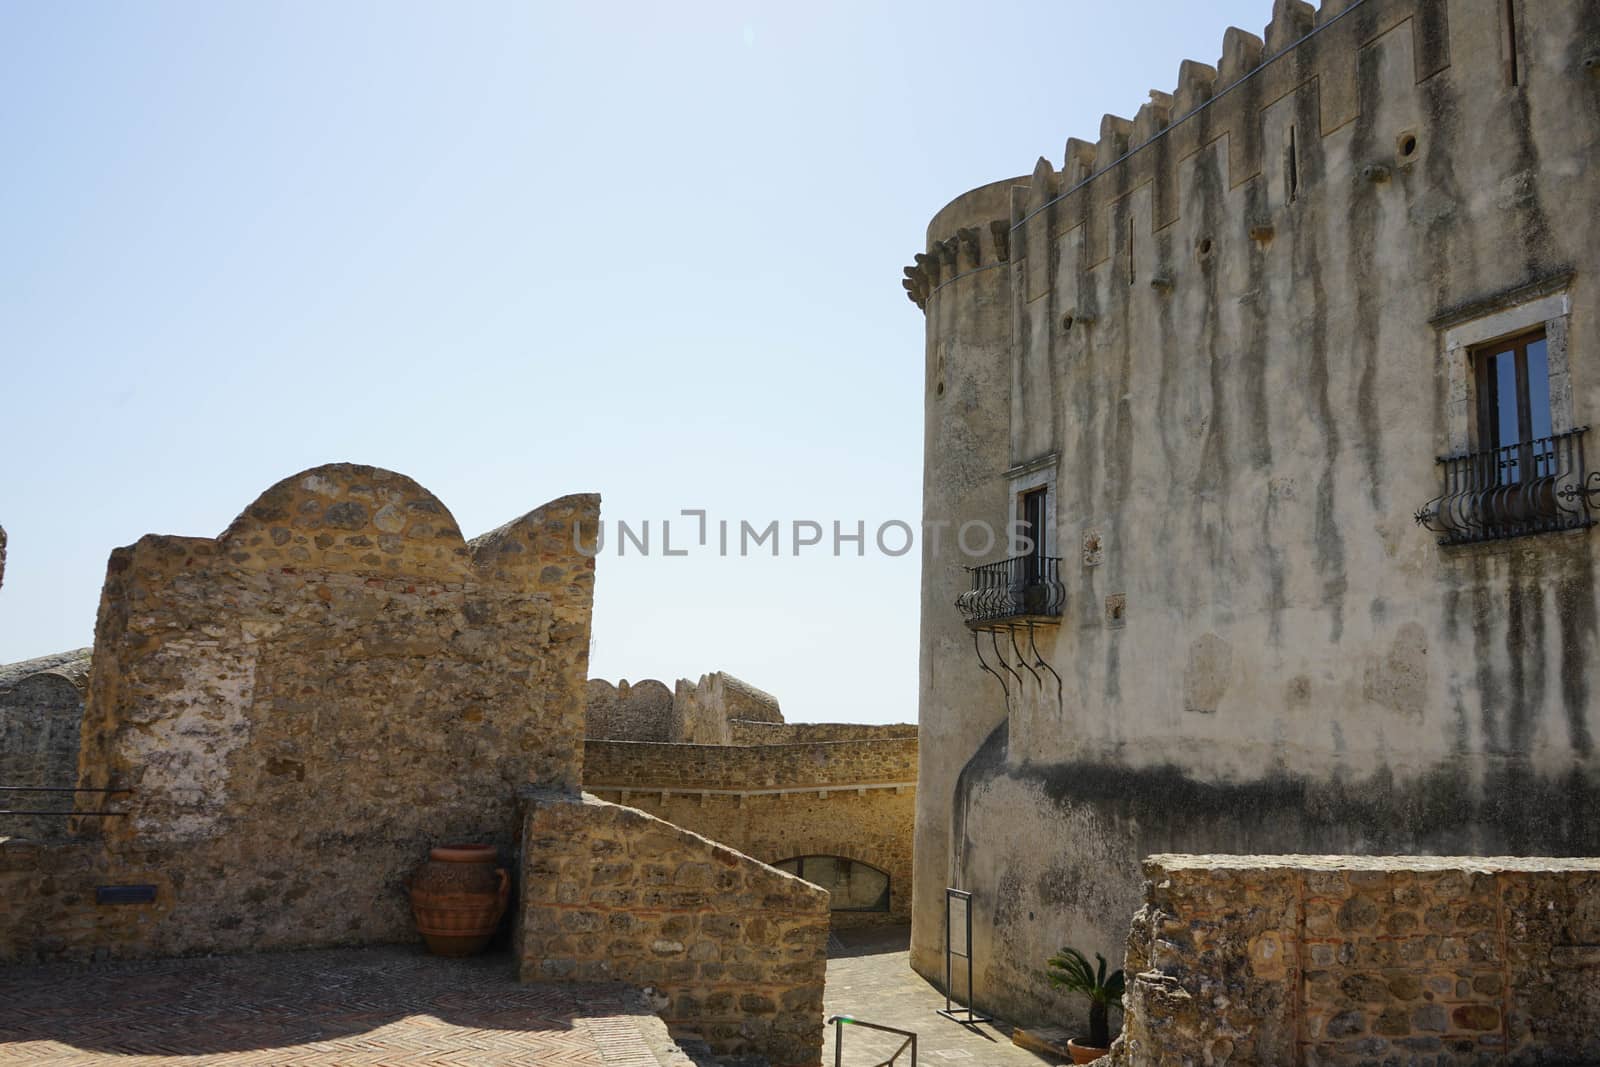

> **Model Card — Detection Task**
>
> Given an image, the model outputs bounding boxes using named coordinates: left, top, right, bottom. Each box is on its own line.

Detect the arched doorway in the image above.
left=774, top=855, right=890, bottom=913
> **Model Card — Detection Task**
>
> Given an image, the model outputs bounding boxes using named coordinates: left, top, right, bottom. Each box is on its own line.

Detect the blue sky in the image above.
left=1, top=0, right=1271, bottom=723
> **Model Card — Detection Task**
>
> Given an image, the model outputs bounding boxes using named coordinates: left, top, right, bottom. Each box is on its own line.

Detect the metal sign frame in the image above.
left=936, top=888, right=991, bottom=1025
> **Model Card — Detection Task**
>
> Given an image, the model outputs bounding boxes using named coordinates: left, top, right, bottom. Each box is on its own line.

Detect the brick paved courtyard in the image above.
left=0, top=945, right=697, bottom=1066
left=823, top=927, right=1063, bottom=1067
left=0, top=927, right=1066, bottom=1066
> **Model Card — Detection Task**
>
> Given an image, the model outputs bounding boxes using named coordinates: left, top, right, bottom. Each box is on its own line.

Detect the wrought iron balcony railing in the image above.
left=955, top=554, right=1064, bottom=626
left=1414, top=427, right=1599, bottom=546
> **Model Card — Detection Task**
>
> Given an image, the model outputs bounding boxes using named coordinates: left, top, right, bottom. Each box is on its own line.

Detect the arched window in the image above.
left=774, top=856, right=889, bottom=912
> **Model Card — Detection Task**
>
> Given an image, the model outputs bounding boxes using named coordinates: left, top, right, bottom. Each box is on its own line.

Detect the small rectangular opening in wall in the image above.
left=96, top=884, right=157, bottom=905
left=1127, top=226, right=1135, bottom=287
left=1287, top=124, right=1299, bottom=203
left=1503, top=0, right=1520, bottom=86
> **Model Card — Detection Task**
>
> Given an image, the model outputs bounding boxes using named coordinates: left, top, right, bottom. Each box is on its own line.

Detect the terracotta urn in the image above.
left=1067, top=1038, right=1109, bottom=1064
left=407, top=843, right=510, bottom=957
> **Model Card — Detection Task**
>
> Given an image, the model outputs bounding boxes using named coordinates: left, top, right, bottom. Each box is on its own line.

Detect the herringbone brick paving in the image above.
left=822, top=926, right=1063, bottom=1066
left=0, top=945, right=694, bottom=1065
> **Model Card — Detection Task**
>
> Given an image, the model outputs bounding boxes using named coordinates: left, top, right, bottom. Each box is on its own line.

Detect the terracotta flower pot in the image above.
left=408, top=843, right=510, bottom=957
left=1067, top=1038, right=1110, bottom=1064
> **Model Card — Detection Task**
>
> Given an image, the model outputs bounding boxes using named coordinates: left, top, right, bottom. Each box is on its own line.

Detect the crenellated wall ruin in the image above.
left=910, top=0, right=1600, bottom=1032
left=0, top=466, right=832, bottom=1065
left=586, top=670, right=783, bottom=745
left=2, top=464, right=600, bottom=961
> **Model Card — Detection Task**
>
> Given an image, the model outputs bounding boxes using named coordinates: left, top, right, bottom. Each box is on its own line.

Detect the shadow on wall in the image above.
left=950, top=719, right=1600, bottom=1032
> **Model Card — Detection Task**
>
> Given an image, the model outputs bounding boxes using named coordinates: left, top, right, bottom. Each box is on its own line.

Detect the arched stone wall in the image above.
left=4, top=463, right=601, bottom=962
left=584, top=678, right=674, bottom=741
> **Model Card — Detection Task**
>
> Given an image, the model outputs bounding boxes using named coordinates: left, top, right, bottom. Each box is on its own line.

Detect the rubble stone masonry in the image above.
left=1113, top=855, right=1600, bottom=1067
left=0, top=464, right=599, bottom=962
left=585, top=738, right=917, bottom=926
left=518, top=790, right=829, bottom=1067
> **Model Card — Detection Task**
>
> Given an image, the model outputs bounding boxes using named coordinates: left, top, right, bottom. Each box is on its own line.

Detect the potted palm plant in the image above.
left=1045, top=946, right=1124, bottom=1064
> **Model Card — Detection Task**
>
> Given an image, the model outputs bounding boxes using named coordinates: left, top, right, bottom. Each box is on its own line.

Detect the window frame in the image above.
left=1471, top=327, right=1552, bottom=491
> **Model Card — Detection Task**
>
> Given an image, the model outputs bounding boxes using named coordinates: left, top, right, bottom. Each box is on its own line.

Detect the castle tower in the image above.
left=906, top=176, right=1022, bottom=979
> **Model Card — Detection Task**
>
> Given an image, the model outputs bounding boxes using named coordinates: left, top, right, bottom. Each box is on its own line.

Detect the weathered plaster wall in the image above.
left=0, top=464, right=599, bottom=962
left=911, top=0, right=1600, bottom=1026
left=518, top=790, right=830, bottom=1067
left=911, top=174, right=1020, bottom=983
left=1111, top=854, right=1600, bottom=1066
left=0, top=651, right=90, bottom=842
left=585, top=738, right=917, bottom=926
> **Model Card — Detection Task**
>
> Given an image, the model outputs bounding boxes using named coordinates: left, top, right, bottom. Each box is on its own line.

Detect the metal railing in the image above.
left=828, top=1015, right=916, bottom=1067
left=1414, top=427, right=1599, bottom=546
left=955, top=555, right=1064, bottom=626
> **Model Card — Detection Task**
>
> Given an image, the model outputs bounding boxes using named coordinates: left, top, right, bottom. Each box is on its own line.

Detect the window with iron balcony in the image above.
left=1416, top=327, right=1597, bottom=545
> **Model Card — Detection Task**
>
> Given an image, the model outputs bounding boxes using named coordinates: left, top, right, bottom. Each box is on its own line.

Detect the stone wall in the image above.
left=518, top=790, right=829, bottom=1067
left=585, top=738, right=917, bottom=927
left=672, top=672, right=783, bottom=745
left=0, top=650, right=91, bottom=842
left=585, top=678, right=675, bottom=742
left=585, top=737, right=918, bottom=790
left=910, top=0, right=1600, bottom=1025
left=587, top=671, right=783, bottom=745
left=726, top=720, right=917, bottom=746
left=0, top=464, right=599, bottom=963
left=1111, top=854, right=1600, bottom=1067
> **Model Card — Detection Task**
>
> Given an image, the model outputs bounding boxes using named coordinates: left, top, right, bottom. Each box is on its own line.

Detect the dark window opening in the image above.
left=1474, top=328, right=1552, bottom=483
left=775, top=856, right=889, bottom=912
left=1019, top=487, right=1048, bottom=581
left=1287, top=124, right=1299, bottom=202
left=1504, top=0, right=1521, bottom=86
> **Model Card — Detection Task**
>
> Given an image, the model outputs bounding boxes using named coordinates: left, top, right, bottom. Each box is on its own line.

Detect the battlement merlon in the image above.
left=902, top=175, right=1025, bottom=309
left=902, top=0, right=1474, bottom=312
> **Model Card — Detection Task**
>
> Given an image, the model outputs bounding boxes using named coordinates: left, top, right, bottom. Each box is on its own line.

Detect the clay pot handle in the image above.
left=496, top=867, right=510, bottom=901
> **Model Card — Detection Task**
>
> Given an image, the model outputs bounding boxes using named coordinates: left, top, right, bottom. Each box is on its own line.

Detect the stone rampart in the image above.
left=0, top=464, right=598, bottom=963
left=585, top=737, right=917, bottom=791
left=672, top=672, right=782, bottom=744
left=727, top=720, right=917, bottom=745
left=584, top=738, right=917, bottom=926
left=588, top=671, right=783, bottom=744
left=1112, top=854, right=1600, bottom=1066
left=518, top=790, right=829, bottom=1067
left=585, top=678, right=675, bottom=742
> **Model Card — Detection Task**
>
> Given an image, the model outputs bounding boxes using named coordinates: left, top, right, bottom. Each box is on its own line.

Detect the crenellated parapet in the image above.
left=903, top=214, right=1015, bottom=309
left=904, top=0, right=1476, bottom=311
